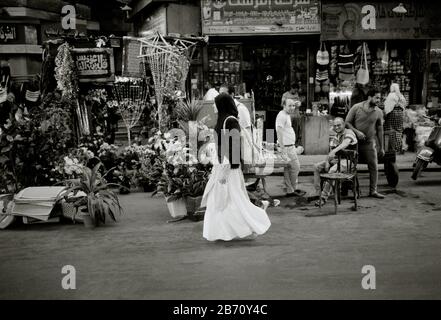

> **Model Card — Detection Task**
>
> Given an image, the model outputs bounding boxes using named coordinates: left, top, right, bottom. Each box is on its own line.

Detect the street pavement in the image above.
left=0, top=165, right=440, bottom=299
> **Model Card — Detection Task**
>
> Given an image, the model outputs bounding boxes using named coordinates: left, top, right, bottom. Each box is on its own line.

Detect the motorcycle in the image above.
left=411, top=118, right=441, bottom=180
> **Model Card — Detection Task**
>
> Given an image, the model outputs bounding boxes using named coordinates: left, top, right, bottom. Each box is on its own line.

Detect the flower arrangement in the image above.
left=54, top=42, right=78, bottom=101
left=150, top=130, right=211, bottom=202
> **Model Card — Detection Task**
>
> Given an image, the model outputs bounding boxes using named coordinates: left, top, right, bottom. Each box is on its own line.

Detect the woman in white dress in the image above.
left=201, top=93, right=271, bottom=241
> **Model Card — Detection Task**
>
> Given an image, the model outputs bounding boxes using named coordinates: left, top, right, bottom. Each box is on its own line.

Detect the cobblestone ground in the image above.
left=0, top=169, right=440, bottom=299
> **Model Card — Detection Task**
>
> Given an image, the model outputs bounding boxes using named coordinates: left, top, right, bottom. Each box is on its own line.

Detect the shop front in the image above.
left=200, top=0, right=328, bottom=154
left=320, top=0, right=441, bottom=118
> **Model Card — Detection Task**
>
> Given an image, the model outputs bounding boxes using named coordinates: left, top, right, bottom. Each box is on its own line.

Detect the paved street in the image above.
left=1, top=168, right=441, bottom=300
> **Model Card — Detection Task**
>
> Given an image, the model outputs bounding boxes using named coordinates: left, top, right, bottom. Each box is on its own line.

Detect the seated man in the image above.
left=313, top=117, right=357, bottom=206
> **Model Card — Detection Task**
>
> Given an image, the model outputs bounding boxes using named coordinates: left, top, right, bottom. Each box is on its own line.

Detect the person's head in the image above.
left=283, top=98, right=297, bottom=114
left=215, top=92, right=238, bottom=118
left=227, top=85, right=236, bottom=96
left=390, top=83, right=400, bottom=94
left=289, top=82, right=299, bottom=94
left=332, top=117, right=345, bottom=134
left=219, top=84, right=229, bottom=94
left=366, top=87, right=381, bottom=107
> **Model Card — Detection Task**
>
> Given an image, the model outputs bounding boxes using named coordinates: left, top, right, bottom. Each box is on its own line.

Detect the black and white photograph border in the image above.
left=1, top=0, right=441, bottom=304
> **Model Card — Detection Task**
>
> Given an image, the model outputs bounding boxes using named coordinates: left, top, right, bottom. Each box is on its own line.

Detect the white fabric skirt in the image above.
left=202, top=165, right=271, bottom=241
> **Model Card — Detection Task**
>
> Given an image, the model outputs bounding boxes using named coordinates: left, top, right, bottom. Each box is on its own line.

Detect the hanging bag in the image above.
left=356, top=43, right=370, bottom=85
left=316, top=42, right=329, bottom=66
left=223, top=115, right=266, bottom=167
left=338, top=45, right=354, bottom=81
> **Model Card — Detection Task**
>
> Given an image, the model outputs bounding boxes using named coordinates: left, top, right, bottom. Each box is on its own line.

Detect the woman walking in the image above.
left=201, top=93, right=271, bottom=241
left=383, top=83, right=406, bottom=188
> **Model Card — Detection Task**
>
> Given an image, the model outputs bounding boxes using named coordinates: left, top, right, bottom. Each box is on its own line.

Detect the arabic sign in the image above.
left=71, top=48, right=115, bottom=83
left=322, top=1, right=441, bottom=40
left=0, top=25, right=16, bottom=42
left=201, top=0, right=320, bottom=35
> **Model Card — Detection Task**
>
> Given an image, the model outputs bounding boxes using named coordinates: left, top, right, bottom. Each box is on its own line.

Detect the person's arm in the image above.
left=345, top=106, right=366, bottom=140
left=276, top=114, right=286, bottom=154
left=329, top=138, right=351, bottom=159
left=376, top=113, right=384, bottom=156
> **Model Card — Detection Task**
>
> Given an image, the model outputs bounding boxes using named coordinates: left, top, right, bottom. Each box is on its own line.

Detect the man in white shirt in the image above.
left=276, top=98, right=302, bottom=196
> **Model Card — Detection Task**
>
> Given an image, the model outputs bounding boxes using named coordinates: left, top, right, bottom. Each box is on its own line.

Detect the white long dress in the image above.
left=201, top=143, right=271, bottom=241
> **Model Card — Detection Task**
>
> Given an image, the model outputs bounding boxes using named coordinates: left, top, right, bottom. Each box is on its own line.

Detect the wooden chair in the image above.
left=318, top=149, right=359, bottom=215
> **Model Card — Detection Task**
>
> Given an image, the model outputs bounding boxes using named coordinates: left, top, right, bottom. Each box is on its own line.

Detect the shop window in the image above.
left=322, top=40, right=425, bottom=118
left=206, top=44, right=242, bottom=95
left=428, top=40, right=441, bottom=110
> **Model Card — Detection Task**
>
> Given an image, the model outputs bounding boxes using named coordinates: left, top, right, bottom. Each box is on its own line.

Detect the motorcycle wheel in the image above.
left=411, top=159, right=427, bottom=180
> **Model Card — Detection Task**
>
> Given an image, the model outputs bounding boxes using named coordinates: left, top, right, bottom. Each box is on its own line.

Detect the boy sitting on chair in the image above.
left=313, top=117, right=358, bottom=206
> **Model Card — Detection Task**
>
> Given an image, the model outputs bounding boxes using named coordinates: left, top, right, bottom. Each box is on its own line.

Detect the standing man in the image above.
left=345, top=88, right=385, bottom=198
left=276, top=98, right=302, bottom=197
left=281, top=82, right=304, bottom=145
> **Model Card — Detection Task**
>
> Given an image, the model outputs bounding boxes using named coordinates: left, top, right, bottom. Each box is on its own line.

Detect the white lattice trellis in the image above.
left=135, top=32, right=205, bottom=129
left=112, top=77, right=150, bottom=145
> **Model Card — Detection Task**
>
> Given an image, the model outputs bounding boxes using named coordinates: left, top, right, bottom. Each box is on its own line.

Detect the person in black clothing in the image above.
left=350, top=83, right=367, bottom=108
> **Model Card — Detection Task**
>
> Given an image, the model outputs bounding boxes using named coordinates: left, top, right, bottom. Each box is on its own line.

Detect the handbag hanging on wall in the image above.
left=356, top=42, right=370, bottom=85
left=316, top=42, right=329, bottom=66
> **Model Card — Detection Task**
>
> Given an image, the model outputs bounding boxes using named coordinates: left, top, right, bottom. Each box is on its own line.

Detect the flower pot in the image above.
left=79, top=208, right=95, bottom=229
left=166, top=197, right=187, bottom=218
left=185, top=196, right=203, bottom=215
left=82, top=214, right=95, bottom=229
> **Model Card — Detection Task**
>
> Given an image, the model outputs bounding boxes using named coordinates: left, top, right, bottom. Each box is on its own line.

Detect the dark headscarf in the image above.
left=214, top=93, right=241, bottom=168
left=214, top=93, right=238, bottom=131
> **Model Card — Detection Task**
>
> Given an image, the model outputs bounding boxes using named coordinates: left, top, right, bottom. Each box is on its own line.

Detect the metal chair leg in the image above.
left=337, top=180, right=341, bottom=204
left=319, top=179, right=324, bottom=209
left=353, top=178, right=358, bottom=211
left=333, top=183, right=338, bottom=215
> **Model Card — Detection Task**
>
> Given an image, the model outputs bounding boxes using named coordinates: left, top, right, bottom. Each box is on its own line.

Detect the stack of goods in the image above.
left=388, top=60, right=405, bottom=74
left=394, top=75, right=411, bottom=91
left=372, top=59, right=387, bottom=76
left=208, top=46, right=241, bottom=87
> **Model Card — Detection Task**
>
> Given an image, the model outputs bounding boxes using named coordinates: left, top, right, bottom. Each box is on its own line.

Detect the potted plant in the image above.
left=182, top=163, right=211, bottom=221
left=151, top=133, right=190, bottom=220
left=175, top=99, right=203, bottom=136
left=58, top=162, right=123, bottom=228
left=154, top=161, right=187, bottom=219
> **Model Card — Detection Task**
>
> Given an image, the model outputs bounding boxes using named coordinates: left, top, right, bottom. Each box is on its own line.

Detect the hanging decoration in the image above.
left=54, top=42, right=79, bottom=101
left=54, top=42, right=90, bottom=140
left=135, top=32, right=206, bottom=129
left=112, top=76, right=150, bottom=145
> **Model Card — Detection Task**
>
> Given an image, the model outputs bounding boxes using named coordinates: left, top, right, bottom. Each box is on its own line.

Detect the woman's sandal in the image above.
left=314, top=197, right=327, bottom=207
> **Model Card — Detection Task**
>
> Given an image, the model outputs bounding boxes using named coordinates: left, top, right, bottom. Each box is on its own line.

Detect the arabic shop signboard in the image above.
left=71, top=48, right=115, bottom=83
left=0, top=25, right=17, bottom=42
left=201, top=0, right=321, bottom=35
left=322, top=1, right=441, bottom=40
